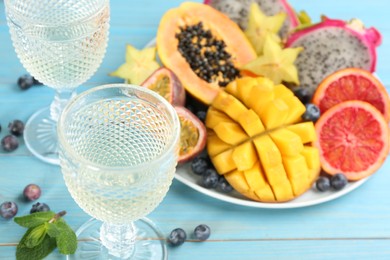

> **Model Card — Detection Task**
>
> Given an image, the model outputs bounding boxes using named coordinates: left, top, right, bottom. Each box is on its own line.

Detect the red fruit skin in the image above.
left=285, top=17, right=382, bottom=72
left=141, top=67, right=186, bottom=106
left=174, top=106, right=207, bottom=164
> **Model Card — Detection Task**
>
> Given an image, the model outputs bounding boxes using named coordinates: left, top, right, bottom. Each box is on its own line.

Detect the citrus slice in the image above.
left=312, top=68, right=390, bottom=121
left=314, top=100, right=389, bottom=180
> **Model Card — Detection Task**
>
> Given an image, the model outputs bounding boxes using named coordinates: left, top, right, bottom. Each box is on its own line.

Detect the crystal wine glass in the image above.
left=58, top=84, right=180, bottom=259
left=4, top=0, right=110, bottom=164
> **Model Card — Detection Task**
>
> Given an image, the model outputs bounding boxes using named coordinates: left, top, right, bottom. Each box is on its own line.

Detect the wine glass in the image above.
left=58, top=84, right=180, bottom=259
left=4, top=0, right=110, bottom=164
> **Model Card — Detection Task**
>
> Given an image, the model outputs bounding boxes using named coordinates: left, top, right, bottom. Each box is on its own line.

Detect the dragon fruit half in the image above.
left=285, top=17, right=382, bottom=95
left=204, top=0, right=299, bottom=38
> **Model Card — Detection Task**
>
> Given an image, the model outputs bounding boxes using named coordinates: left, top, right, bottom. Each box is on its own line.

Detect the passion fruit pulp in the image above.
left=141, top=67, right=186, bottom=106
left=175, top=106, right=207, bottom=164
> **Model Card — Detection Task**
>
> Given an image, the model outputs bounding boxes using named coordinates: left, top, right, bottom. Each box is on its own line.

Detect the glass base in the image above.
left=24, top=106, right=59, bottom=165
left=67, top=218, right=168, bottom=260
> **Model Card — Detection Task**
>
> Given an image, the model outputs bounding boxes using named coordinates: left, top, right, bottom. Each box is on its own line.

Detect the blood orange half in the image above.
left=314, top=101, right=389, bottom=181
left=312, top=68, right=390, bottom=121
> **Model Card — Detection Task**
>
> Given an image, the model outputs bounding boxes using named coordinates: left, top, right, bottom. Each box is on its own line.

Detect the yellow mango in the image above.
left=263, top=164, right=290, bottom=186
left=301, top=146, right=321, bottom=181
left=246, top=83, right=274, bottom=115
left=301, top=146, right=320, bottom=170
left=212, top=91, right=248, bottom=121
left=260, top=99, right=289, bottom=129
left=290, top=178, right=310, bottom=197
left=232, top=142, right=258, bottom=171
left=225, top=170, right=259, bottom=201
left=225, top=81, right=238, bottom=96
left=243, top=162, right=267, bottom=190
left=271, top=180, right=295, bottom=202
left=211, top=149, right=236, bottom=174
left=237, top=109, right=265, bottom=137
left=269, top=128, right=303, bottom=156
left=254, top=185, right=276, bottom=202
left=282, top=155, right=309, bottom=180
left=205, top=107, right=233, bottom=129
left=253, top=135, right=282, bottom=169
left=206, top=76, right=321, bottom=203
left=274, top=84, right=293, bottom=98
left=224, top=170, right=250, bottom=193
left=214, top=121, right=248, bottom=145
left=236, top=77, right=257, bottom=102
left=207, top=132, right=231, bottom=157
left=283, top=95, right=306, bottom=125
left=286, top=122, right=317, bottom=144
left=243, top=162, right=276, bottom=202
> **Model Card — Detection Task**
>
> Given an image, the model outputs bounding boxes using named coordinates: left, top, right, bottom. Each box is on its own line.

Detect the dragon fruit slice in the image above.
left=204, top=0, right=299, bottom=38
left=286, top=17, right=382, bottom=95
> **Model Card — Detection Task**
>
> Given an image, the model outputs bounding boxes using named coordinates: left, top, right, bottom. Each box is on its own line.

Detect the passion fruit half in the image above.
left=175, top=106, right=207, bottom=164
left=141, top=67, right=186, bottom=106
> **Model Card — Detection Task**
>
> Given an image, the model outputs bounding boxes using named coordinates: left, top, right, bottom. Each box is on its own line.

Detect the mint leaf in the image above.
left=55, top=221, right=77, bottom=254
left=14, top=212, right=55, bottom=228
left=24, top=224, right=47, bottom=248
left=46, top=222, right=60, bottom=238
left=16, top=232, right=56, bottom=260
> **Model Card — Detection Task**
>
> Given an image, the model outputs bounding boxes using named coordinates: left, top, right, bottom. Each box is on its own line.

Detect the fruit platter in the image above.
left=110, top=1, right=389, bottom=208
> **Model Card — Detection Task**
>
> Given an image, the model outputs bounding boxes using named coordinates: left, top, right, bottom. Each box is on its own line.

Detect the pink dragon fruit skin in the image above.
left=285, top=17, right=382, bottom=95
left=204, top=0, right=299, bottom=38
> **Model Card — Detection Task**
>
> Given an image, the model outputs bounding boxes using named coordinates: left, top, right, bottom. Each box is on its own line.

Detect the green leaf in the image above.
left=46, top=223, right=61, bottom=238
left=16, top=231, right=56, bottom=260
left=23, top=224, right=47, bottom=248
left=55, top=221, right=77, bottom=254
left=14, top=212, right=55, bottom=228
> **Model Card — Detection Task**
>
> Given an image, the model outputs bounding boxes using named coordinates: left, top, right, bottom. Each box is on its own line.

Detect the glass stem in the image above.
left=49, top=89, right=76, bottom=122
left=100, top=222, right=136, bottom=259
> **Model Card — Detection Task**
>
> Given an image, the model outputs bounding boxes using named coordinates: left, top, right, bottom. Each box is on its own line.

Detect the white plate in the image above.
left=176, top=163, right=368, bottom=209
left=144, top=38, right=370, bottom=209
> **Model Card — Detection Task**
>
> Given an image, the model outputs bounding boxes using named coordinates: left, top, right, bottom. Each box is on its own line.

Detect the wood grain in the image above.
left=1, top=0, right=390, bottom=259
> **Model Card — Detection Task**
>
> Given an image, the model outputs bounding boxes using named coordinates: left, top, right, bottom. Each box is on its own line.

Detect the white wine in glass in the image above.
left=4, top=0, right=110, bottom=164
left=58, top=84, right=180, bottom=259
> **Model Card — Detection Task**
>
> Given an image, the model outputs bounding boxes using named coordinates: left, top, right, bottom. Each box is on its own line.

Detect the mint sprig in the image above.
left=14, top=211, right=77, bottom=260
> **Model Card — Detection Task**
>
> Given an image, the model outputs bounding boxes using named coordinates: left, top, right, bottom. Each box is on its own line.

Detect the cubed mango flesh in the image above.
left=206, top=77, right=321, bottom=203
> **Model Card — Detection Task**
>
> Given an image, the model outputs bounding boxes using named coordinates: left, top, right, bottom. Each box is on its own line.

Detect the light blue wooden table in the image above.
left=1, top=0, right=390, bottom=259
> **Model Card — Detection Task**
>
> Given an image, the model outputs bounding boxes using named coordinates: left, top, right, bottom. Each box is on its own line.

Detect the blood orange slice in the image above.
left=314, top=100, right=389, bottom=181
left=312, top=68, right=390, bottom=121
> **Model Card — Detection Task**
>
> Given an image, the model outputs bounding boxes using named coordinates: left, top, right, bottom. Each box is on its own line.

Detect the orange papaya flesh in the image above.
left=157, top=2, right=257, bottom=105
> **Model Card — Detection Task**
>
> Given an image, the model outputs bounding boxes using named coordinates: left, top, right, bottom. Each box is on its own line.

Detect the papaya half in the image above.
left=157, top=2, right=257, bottom=105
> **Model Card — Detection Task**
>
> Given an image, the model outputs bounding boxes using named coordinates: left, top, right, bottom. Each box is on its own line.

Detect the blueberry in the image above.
left=8, top=120, right=24, bottom=136
left=30, top=202, right=50, bottom=214
left=330, top=173, right=348, bottom=191
left=1, top=135, right=19, bottom=152
left=316, top=176, right=331, bottom=192
left=217, top=176, right=233, bottom=193
left=191, top=156, right=209, bottom=175
left=167, top=228, right=187, bottom=247
left=0, top=201, right=18, bottom=219
left=185, top=104, right=195, bottom=113
left=23, top=184, right=42, bottom=201
left=302, top=103, right=320, bottom=122
left=293, top=87, right=312, bottom=104
left=32, top=77, right=43, bottom=86
left=17, top=74, right=35, bottom=90
left=201, top=169, right=219, bottom=188
left=194, top=224, right=211, bottom=241
left=196, top=110, right=207, bottom=123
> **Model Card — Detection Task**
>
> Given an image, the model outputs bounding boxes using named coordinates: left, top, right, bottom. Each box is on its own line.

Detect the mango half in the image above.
left=206, top=77, right=320, bottom=202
